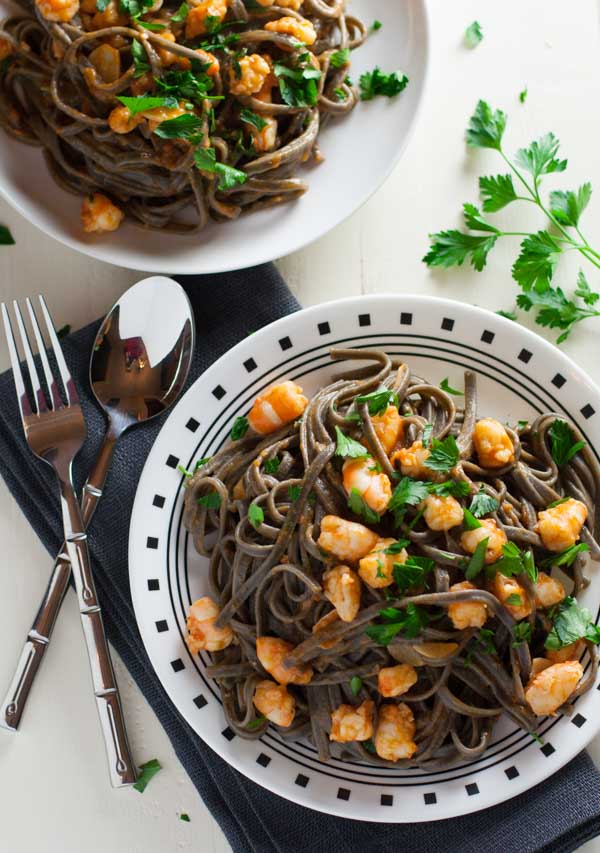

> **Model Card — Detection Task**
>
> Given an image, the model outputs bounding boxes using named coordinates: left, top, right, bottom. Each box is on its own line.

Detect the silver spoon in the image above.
left=1, top=276, right=194, bottom=736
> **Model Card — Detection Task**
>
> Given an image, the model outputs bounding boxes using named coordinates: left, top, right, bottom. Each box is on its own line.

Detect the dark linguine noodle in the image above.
left=0, top=0, right=365, bottom=233
left=182, top=347, right=600, bottom=767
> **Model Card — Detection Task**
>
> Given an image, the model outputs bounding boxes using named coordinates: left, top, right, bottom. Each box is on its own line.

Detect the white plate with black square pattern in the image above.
left=128, top=294, right=600, bottom=822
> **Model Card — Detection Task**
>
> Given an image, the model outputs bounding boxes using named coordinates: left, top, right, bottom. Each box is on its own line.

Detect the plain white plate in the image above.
left=0, top=0, right=428, bottom=273
left=129, top=294, right=600, bottom=822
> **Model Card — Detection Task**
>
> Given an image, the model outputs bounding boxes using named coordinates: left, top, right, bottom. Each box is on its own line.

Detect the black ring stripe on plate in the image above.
left=170, top=340, right=582, bottom=780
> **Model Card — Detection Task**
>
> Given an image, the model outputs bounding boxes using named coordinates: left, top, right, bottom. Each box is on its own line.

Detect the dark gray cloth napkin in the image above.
left=1, top=263, right=600, bottom=853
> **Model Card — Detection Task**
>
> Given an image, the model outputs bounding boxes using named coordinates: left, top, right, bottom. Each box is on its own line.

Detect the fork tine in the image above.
left=37, top=295, right=78, bottom=406
left=12, top=300, right=48, bottom=414
left=26, top=298, right=62, bottom=411
left=1, top=303, right=35, bottom=419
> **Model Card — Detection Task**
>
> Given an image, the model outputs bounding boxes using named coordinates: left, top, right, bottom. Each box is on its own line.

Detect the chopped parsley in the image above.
left=546, top=496, right=570, bottom=509
left=382, top=540, right=410, bottom=555
left=240, top=108, right=268, bottom=132
left=197, top=491, right=222, bottom=510
left=359, top=68, right=409, bottom=101
left=462, top=507, right=482, bottom=530
left=131, top=39, right=150, bottom=77
left=465, top=536, right=488, bottom=580
left=194, top=147, right=247, bottom=191
left=519, top=86, right=528, bottom=104
left=469, top=486, right=499, bottom=518
left=545, top=596, right=600, bottom=650
left=393, top=556, right=434, bottom=592
left=388, top=477, right=429, bottom=525
left=366, top=603, right=429, bottom=645
left=287, top=485, right=302, bottom=502
left=371, top=19, right=382, bottom=31
left=246, top=715, right=266, bottom=730
left=171, top=1, right=188, bottom=21
left=133, top=758, right=162, bottom=793
left=248, top=503, right=264, bottom=529
left=230, top=415, right=249, bottom=440
left=506, top=593, right=523, bottom=606
left=135, top=19, right=166, bottom=30
left=355, top=387, right=399, bottom=416
left=117, top=95, right=178, bottom=115
left=512, top=621, right=532, bottom=647
left=334, top=426, right=370, bottom=458
left=464, top=20, right=483, bottom=48
left=440, top=378, right=463, bottom=396
left=548, top=419, right=586, bottom=467
left=263, top=457, right=280, bottom=475
left=541, top=542, right=589, bottom=569
left=274, top=55, right=322, bottom=107
left=180, top=813, right=191, bottom=822
left=154, top=114, right=203, bottom=140
left=428, top=479, right=471, bottom=498
left=348, top=488, right=380, bottom=525
left=330, top=47, right=350, bottom=68
left=422, top=423, right=433, bottom=447
left=494, top=542, right=537, bottom=582
left=155, top=66, right=219, bottom=104
left=424, top=435, right=460, bottom=473
left=350, top=676, right=362, bottom=696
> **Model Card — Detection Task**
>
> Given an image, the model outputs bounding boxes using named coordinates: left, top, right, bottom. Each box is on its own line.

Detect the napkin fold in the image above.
left=1, top=263, right=600, bottom=853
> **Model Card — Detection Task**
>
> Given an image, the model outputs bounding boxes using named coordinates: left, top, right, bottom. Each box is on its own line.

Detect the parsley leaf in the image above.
left=180, top=814, right=190, bottom=822
left=382, top=540, right=409, bottom=554
left=355, top=387, right=399, bottom=416
left=248, top=503, right=264, bottom=529
left=506, top=593, right=523, bottom=606
left=393, top=556, right=434, bottom=592
left=549, top=183, right=592, bottom=228
left=545, top=596, right=600, bottom=650
left=287, top=485, right=302, bottom=502
left=117, top=95, right=178, bottom=115
left=348, top=488, right=380, bottom=525
left=131, top=39, right=150, bottom=78
left=154, top=114, right=203, bottom=140
left=388, top=477, right=430, bottom=523
left=519, top=87, right=528, bottom=104
left=194, top=147, right=247, bottom=191
left=424, top=435, right=460, bottom=473
left=464, top=20, right=483, bottom=48
left=512, top=231, right=561, bottom=291
left=517, top=282, right=600, bottom=343
left=462, top=507, right=482, bottom=530
left=371, top=20, right=382, bottom=31
left=359, top=68, right=409, bottom=101
left=350, top=676, right=362, bottom=696
left=263, top=457, right=280, bottom=475
left=240, top=108, right=268, bottom=132
left=155, top=66, right=219, bottom=104
left=366, top=603, right=428, bottom=644
left=422, top=230, right=498, bottom=272
left=494, top=542, right=537, bottom=582
left=197, top=491, right=222, bottom=510
left=479, top=174, right=518, bottom=212
left=440, top=378, right=463, bottom=396
left=330, top=47, right=350, bottom=68
left=334, top=426, right=370, bottom=458
left=274, top=58, right=322, bottom=107
left=230, top=416, right=249, bottom=441
left=574, top=269, right=599, bottom=305
left=465, top=99, right=506, bottom=151
left=548, top=419, right=586, bottom=467
left=470, top=486, right=499, bottom=518
left=133, top=758, right=162, bottom=793
left=512, top=621, right=532, bottom=647
left=428, top=479, right=471, bottom=498
left=135, top=19, right=166, bottom=30
left=119, top=0, right=152, bottom=17
left=422, top=423, right=433, bottom=447
left=541, top=542, right=589, bottom=569
left=171, top=1, right=188, bottom=21
left=515, top=132, right=567, bottom=180
left=246, top=715, right=266, bottom=730
left=465, top=537, right=489, bottom=580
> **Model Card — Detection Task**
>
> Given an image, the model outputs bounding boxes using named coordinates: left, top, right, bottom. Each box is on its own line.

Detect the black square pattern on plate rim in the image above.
left=185, top=417, right=199, bottom=433
left=318, top=321, right=331, bottom=335
left=504, top=766, right=519, bottom=780
left=518, top=348, right=532, bottom=363
left=256, top=753, right=271, bottom=768
left=147, top=578, right=160, bottom=592
left=170, top=658, right=185, bottom=673
left=337, top=787, right=350, bottom=801
left=244, top=357, right=257, bottom=373
left=166, top=454, right=179, bottom=469
left=358, top=313, right=371, bottom=327
left=146, top=536, right=158, bottom=550
left=193, top=694, right=207, bottom=709
left=212, top=385, right=226, bottom=400
left=155, top=619, right=168, bottom=633
left=221, top=727, right=235, bottom=741
left=380, top=794, right=393, bottom=807
left=581, top=404, right=596, bottom=419
left=279, top=336, right=292, bottom=351
left=295, top=774, right=309, bottom=788
left=541, top=742, right=555, bottom=756
left=571, top=713, right=587, bottom=728
left=552, top=373, right=566, bottom=389
left=441, top=317, right=454, bottom=331
left=481, top=330, right=495, bottom=344
left=424, top=792, right=437, bottom=805
left=466, top=783, right=479, bottom=796
left=152, top=494, right=165, bottom=509
left=400, top=312, right=413, bottom=325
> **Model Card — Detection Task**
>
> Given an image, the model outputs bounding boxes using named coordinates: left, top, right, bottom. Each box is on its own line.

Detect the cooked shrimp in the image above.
left=342, top=458, right=392, bottom=514
left=81, top=193, right=124, bottom=233
left=525, top=660, right=583, bottom=715
left=256, top=0, right=303, bottom=8
left=317, top=515, right=379, bottom=563
left=185, top=0, right=227, bottom=37
left=537, top=498, right=588, bottom=552
left=448, top=581, right=488, bottom=629
left=391, top=440, right=434, bottom=480
left=312, top=609, right=340, bottom=649
left=330, top=699, right=374, bottom=742
left=35, top=0, right=78, bottom=21
left=229, top=53, right=272, bottom=96
left=264, top=15, right=316, bottom=44
left=530, top=657, right=552, bottom=676
left=460, top=518, right=507, bottom=564
left=253, top=679, right=295, bottom=727
left=546, top=639, right=585, bottom=664
left=358, top=538, right=407, bottom=589
left=370, top=405, right=403, bottom=454
left=248, top=380, right=308, bottom=435
left=185, top=596, right=234, bottom=653
left=473, top=418, right=515, bottom=468
left=108, top=106, right=142, bottom=135
left=256, top=636, right=313, bottom=685
left=489, top=573, right=532, bottom=620
left=422, top=494, right=464, bottom=532
left=91, top=0, right=128, bottom=28
left=374, top=703, right=417, bottom=761
left=143, top=103, right=187, bottom=132
left=378, top=664, right=418, bottom=698
left=322, top=565, right=361, bottom=622
left=247, top=116, right=277, bottom=153
left=88, top=43, right=121, bottom=83
left=533, top=572, right=566, bottom=608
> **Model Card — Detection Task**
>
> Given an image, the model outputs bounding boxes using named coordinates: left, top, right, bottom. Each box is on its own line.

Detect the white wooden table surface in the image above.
left=2, top=0, right=600, bottom=850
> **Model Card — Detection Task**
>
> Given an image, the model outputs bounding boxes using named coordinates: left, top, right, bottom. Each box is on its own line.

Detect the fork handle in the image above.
left=0, top=433, right=117, bottom=733
left=59, top=474, right=136, bottom=787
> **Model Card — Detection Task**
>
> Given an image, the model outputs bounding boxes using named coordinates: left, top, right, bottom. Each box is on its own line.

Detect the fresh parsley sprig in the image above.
left=548, top=419, right=586, bottom=466
left=366, top=603, right=429, bottom=645
left=424, top=99, right=600, bottom=343
left=545, top=596, right=600, bottom=650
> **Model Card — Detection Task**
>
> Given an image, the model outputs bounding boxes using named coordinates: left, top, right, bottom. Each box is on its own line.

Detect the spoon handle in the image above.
left=1, top=433, right=118, bottom=733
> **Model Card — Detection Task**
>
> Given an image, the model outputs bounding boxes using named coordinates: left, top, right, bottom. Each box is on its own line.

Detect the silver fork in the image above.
left=1, top=296, right=137, bottom=788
